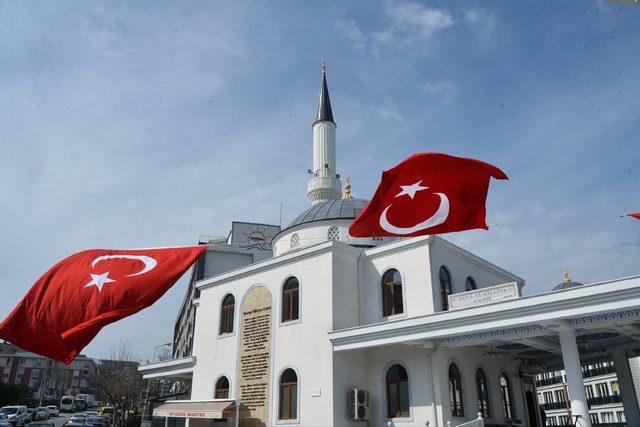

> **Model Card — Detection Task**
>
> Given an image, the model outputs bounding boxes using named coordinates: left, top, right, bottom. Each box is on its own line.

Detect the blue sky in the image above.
left=1, top=1, right=639, bottom=361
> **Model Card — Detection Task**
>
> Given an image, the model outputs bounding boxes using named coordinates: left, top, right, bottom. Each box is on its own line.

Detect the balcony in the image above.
left=541, top=401, right=568, bottom=411
left=588, top=394, right=622, bottom=406
left=536, top=375, right=564, bottom=387
left=582, top=364, right=616, bottom=378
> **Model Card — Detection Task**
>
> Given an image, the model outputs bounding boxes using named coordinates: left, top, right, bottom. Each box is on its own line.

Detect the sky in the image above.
left=1, top=0, right=639, bottom=362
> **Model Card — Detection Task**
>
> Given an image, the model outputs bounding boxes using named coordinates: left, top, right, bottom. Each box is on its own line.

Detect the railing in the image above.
left=541, top=401, right=568, bottom=410
left=582, top=364, right=616, bottom=378
left=536, top=375, right=564, bottom=386
left=588, top=394, right=621, bottom=406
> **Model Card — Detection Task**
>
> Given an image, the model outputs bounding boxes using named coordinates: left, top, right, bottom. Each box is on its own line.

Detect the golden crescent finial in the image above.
left=344, top=176, right=351, bottom=199
left=563, top=266, right=571, bottom=283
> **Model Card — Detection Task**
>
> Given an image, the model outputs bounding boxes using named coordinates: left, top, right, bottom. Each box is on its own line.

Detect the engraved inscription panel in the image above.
left=238, top=286, right=273, bottom=426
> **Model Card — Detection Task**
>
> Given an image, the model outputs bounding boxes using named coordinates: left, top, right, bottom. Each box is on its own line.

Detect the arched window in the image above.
left=290, top=233, right=300, bottom=249
left=449, top=363, right=465, bottom=417
left=279, top=369, right=298, bottom=420
left=381, top=269, right=403, bottom=317
left=215, top=376, right=230, bottom=399
left=466, top=276, right=477, bottom=292
left=219, top=294, right=235, bottom=335
left=386, top=364, right=410, bottom=418
left=439, top=266, right=452, bottom=311
left=476, top=368, right=490, bottom=418
left=282, top=277, right=299, bottom=322
left=500, top=374, right=514, bottom=419
left=327, top=226, right=340, bottom=241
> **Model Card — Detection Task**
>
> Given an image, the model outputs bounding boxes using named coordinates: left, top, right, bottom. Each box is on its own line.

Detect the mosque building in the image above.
left=139, top=65, right=640, bottom=427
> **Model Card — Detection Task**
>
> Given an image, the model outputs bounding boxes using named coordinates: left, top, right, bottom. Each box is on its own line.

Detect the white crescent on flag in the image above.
left=379, top=192, right=450, bottom=235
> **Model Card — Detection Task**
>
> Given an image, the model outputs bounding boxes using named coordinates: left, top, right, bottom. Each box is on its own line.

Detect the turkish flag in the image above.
left=349, top=153, right=508, bottom=237
left=628, top=213, right=640, bottom=221
left=0, top=246, right=206, bottom=363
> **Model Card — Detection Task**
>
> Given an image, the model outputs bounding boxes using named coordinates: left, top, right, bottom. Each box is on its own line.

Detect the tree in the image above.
left=95, top=340, right=144, bottom=414
left=0, top=383, right=30, bottom=406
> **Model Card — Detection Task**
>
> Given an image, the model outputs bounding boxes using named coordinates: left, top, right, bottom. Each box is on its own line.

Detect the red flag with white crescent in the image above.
left=349, top=153, right=508, bottom=237
left=0, top=246, right=206, bottom=363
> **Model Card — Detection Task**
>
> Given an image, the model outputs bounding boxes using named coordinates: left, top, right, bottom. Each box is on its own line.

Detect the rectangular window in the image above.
left=601, top=412, right=614, bottom=423
left=585, top=384, right=594, bottom=399
left=73, top=369, right=80, bottom=377
left=543, top=391, right=553, bottom=403
left=554, top=390, right=565, bottom=404
left=617, top=411, right=626, bottom=422
left=595, top=382, right=608, bottom=397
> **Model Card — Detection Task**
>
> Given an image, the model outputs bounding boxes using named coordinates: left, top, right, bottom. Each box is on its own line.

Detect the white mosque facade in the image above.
left=140, top=67, right=640, bottom=427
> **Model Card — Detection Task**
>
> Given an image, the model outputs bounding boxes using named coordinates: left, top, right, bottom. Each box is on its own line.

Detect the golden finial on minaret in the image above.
left=321, top=60, right=327, bottom=75
left=563, top=267, right=571, bottom=283
left=344, top=176, right=351, bottom=199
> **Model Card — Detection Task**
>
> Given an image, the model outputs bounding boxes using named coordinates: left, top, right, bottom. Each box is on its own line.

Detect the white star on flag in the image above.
left=395, top=180, right=429, bottom=199
left=85, top=272, right=116, bottom=292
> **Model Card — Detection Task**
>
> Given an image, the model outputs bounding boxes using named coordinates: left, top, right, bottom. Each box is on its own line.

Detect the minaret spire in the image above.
left=307, top=61, right=342, bottom=204
left=315, top=60, right=334, bottom=125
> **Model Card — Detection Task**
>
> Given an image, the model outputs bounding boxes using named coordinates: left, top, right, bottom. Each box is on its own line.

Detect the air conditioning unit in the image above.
left=348, top=388, right=370, bottom=421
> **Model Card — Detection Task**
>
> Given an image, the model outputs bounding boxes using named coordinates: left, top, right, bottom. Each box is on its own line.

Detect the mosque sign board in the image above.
left=448, top=282, right=520, bottom=310
left=237, top=286, right=273, bottom=427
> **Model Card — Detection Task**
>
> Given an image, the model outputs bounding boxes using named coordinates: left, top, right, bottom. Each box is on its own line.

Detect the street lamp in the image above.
left=143, top=342, right=172, bottom=421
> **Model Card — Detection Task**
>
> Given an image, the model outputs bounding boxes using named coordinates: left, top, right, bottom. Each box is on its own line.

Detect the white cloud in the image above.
left=372, top=97, right=404, bottom=122
left=335, top=20, right=366, bottom=50
left=383, top=0, right=455, bottom=43
left=337, top=2, right=494, bottom=52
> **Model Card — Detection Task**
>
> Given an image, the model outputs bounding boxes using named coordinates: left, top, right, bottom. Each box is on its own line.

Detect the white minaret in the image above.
left=307, top=62, right=342, bottom=204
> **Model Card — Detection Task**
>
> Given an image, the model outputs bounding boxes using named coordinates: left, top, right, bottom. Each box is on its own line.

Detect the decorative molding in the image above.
left=437, top=324, right=546, bottom=345
left=564, top=308, right=640, bottom=327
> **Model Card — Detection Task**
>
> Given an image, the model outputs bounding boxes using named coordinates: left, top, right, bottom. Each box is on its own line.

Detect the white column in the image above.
left=558, top=328, right=591, bottom=427
left=612, top=350, right=640, bottom=425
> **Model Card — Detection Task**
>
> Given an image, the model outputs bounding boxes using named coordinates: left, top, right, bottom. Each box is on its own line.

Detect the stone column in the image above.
left=612, top=350, right=640, bottom=425
left=558, top=328, right=591, bottom=427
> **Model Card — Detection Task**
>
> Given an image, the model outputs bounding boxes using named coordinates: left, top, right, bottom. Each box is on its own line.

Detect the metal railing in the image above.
left=536, top=375, right=564, bottom=386
left=588, top=394, right=622, bottom=406
left=582, top=364, right=616, bottom=378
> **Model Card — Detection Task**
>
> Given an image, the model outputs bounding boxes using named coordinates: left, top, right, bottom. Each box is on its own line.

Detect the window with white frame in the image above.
left=601, top=412, right=614, bottom=423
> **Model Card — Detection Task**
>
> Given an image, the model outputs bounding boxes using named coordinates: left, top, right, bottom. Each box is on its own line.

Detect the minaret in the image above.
left=307, top=61, right=342, bottom=204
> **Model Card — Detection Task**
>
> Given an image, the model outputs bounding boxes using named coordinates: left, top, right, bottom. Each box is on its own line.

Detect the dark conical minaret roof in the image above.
left=314, top=61, right=335, bottom=126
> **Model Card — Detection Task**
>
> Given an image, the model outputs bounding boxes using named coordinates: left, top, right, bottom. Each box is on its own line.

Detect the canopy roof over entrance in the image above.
left=329, top=275, right=640, bottom=371
left=153, top=399, right=248, bottom=419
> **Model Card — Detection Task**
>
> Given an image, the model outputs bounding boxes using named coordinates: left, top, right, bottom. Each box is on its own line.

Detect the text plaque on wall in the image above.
left=448, top=281, right=520, bottom=310
left=237, top=286, right=273, bottom=426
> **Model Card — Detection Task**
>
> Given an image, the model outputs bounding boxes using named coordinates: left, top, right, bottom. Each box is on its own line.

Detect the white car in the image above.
left=45, top=407, right=59, bottom=417
left=35, top=408, right=48, bottom=420
left=0, top=406, right=27, bottom=426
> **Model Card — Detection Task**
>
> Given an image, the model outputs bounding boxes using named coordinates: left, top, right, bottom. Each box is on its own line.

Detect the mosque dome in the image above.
left=552, top=268, right=584, bottom=291
left=287, top=197, right=368, bottom=229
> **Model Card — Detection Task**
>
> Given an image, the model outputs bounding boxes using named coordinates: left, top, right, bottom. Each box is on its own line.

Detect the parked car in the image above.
left=68, top=414, right=86, bottom=425
left=0, top=406, right=28, bottom=426
left=62, top=423, right=84, bottom=427
left=83, top=412, right=98, bottom=418
left=45, top=407, right=58, bottom=418
left=34, top=409, right=47, bottom=421
left=26, top=422, right=54, bottom=427
left=84, top=417, right=104, bottom=427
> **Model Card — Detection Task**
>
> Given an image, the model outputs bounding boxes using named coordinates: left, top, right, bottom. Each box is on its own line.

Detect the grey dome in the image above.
left=553, top=281, right=584, bottom=291
left=287, top=198, right=368, bottom=229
